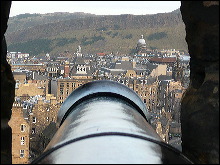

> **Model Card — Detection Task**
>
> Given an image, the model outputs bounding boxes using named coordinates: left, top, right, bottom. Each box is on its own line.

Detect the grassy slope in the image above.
left=6, top=12, right=187, bottom=57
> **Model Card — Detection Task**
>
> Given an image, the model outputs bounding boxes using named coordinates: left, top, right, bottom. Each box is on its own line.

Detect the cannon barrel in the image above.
left=31, top=80, right=193, bottom=164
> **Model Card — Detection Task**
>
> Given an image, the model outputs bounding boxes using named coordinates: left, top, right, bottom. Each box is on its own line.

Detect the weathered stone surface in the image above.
left=180, top=1, right=219, bottom=164
left=1, top=1, right=14, bottom=164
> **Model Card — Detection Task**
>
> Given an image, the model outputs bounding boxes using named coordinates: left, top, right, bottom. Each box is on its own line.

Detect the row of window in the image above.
left=59, top=82, right=84, bottom=88
left=20, top=117, right=50, bottom=132
left=21, top=124, right=35, bottom=133
left=32, top=116, right=50, bottom=123
left=59, top=84, right=82, bottom=95
left=47, top=67, right=58, bottom=72
left=77, top=67, right=86, bottom=72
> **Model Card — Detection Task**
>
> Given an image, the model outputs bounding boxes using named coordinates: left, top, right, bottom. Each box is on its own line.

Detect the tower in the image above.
left=136, top=35, right=147, bottom=56
left=8, top=102, right=30, bottom=164
left=64, top=61, right=70, bottom=78
left=76, top=45, right=82, bottom=57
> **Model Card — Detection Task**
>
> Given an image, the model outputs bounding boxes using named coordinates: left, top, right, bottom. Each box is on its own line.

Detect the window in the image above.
left=20, top=150, right=24, bottom=158
left=60, top=83, right=64, bottom=88
left=60, top=88, right=63, bottom=95
left=20, top=137, right=25, bottom=145
left=72, top=83, right=75, bottom=88
left=32, top=128, right=36, bottom=134
left=46, top=117, right=49, bottom=122
left=32, top=117, right=36, bottom=123
left=20, top=124, right=25, bottom=132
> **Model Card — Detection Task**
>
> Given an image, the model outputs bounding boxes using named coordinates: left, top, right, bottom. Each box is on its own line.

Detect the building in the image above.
left=70, top=45, right=94, bottom=79
left=9, top=95, right=60, bottom=163
left=13, top=71, right=27, bottom=84
left=136, top=35, right=147, bottom=56
left=15, top=83, right=45, bottom=97
left=8, top=102, right=30, bottom=164
left=11, top=63, right=46, bottom=72
left=29, top=95, right=60, bottom=161
left=56, top=78, right=94, bottom=103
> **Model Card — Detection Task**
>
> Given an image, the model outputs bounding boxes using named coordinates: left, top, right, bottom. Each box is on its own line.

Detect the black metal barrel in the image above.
left=32, top=80, right=193, bottom=164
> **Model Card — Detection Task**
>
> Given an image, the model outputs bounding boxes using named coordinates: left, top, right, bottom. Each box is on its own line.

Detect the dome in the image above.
left=138, top=39, right=146, bottom=45
left=137, top=35, right=146, bottom=45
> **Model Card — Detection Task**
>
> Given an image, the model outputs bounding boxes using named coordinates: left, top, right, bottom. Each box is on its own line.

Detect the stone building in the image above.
left=136, top=35, right=147, bottom=56
left=15, top=83, right=45, bottom=97
left=46, top=63, right=60, bottom=78
left=11, top=63, right=46, bottom=72
left=56, top=78, right=94, bottom=103
left=9, top=94, right=60, bottom=163
left=13, top=72, right=26, bottom=84
left=29, top=95, right=60, bottom=161
left=8, top=102, right=30, bottom=164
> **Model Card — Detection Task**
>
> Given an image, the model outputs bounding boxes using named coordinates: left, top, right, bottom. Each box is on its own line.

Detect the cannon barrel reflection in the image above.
left=31, top=80, right=193, bottom=164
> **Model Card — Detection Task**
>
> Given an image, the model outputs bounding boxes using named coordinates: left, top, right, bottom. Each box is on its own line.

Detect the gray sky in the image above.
left=9, top=1, right=181, bottom=17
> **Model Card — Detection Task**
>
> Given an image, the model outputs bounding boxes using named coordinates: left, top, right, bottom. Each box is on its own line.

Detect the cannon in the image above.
left=31, top=80, right=193, bottom=164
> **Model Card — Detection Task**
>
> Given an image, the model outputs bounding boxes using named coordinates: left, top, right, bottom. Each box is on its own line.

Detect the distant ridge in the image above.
left=6, top=9, right=188, bottom=56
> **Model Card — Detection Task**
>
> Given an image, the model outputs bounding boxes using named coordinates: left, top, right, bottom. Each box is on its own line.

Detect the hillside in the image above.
left=6, top=12, right=98, bottom=33
left=5, top=10, right=188, bottom=57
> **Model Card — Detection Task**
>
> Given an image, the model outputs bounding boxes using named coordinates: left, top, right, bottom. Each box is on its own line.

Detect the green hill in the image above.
left=5, top=10, right=188, bottom=57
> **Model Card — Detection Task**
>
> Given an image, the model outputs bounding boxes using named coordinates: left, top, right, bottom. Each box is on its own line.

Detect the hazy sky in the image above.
left=9, top=1, right=181, bottom=17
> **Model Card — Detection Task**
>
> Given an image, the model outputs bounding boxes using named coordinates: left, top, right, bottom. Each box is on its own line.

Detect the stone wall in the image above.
left=180, top=1, right=219, bottom=164
left=1, top=1, right=14, bottom=164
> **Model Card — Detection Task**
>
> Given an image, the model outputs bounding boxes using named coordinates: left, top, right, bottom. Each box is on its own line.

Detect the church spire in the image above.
left=76, top=45, right=82, bottom=57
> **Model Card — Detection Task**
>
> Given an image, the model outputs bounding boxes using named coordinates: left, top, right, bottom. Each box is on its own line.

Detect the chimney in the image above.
left=64, top=61, right=70, bottom=78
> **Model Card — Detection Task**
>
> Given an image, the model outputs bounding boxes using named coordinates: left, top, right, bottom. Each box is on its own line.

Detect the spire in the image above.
left=78, top=45, right=81, bottom=53
left=76, top=45, right=82, bottom=57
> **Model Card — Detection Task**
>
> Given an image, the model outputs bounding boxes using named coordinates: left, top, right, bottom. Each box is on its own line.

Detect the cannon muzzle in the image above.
left=31, top=80, right=192, bottom=164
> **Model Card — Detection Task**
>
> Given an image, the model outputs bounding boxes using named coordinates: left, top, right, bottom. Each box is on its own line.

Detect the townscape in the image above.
left=7, top=35, right=190, bottom=163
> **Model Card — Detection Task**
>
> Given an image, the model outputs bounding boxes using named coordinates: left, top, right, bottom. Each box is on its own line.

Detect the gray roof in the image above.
left=146, top=76, right=157, bottom=85
left=136, top=62, right=157, bottom=74
left=110, top=70, right=126, bottom=76
left=74, top=56, right=85, bottom=65
left=158, top=75, right=172, bottom=81
left=110, top=60, right=133, bottom=70
left=159, top=80, right=169, bottom=86
left=33, top=73, right=48, bottom=80
left=13, top=72, right=26, bottom=75
left=145, top=62, right=158, bottom=71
